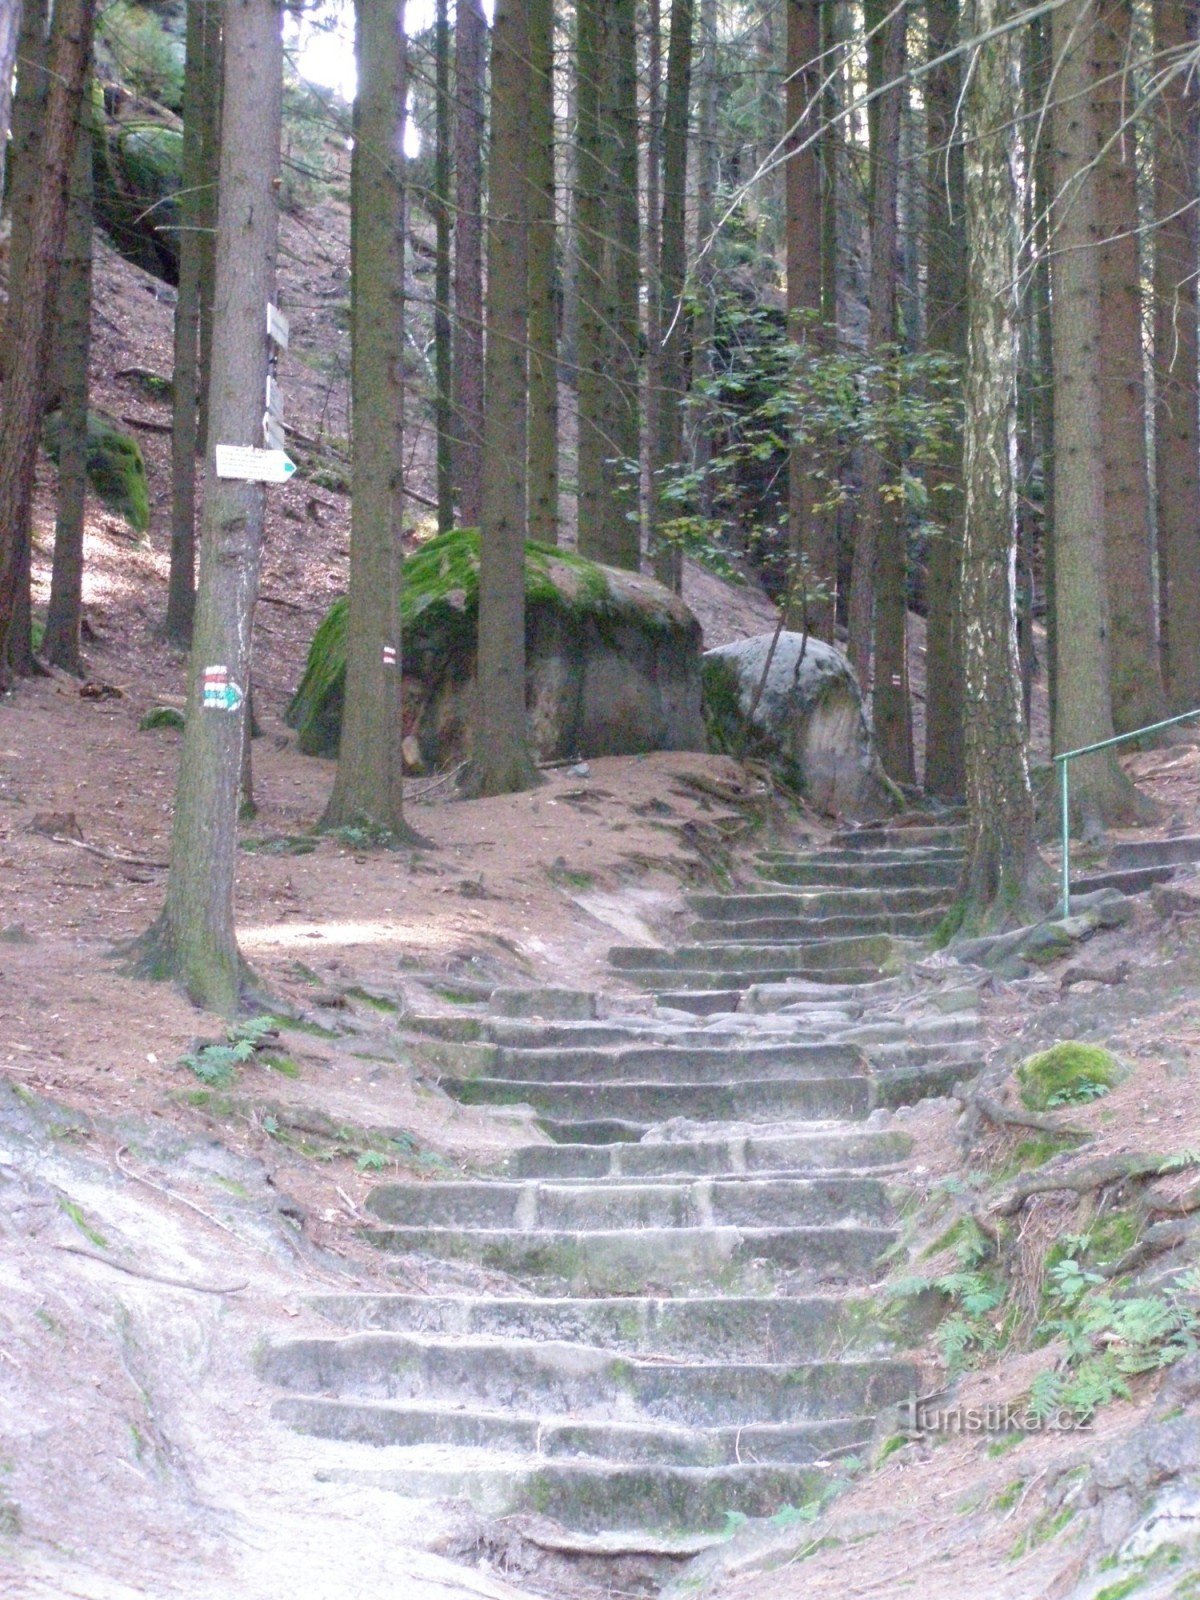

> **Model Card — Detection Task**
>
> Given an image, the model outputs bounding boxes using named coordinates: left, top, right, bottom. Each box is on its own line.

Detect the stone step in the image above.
left=759, top=845, right=963, bottom=869
left=620, top=964, right=888, bottom=993
left=309, top=1457, right=835, bottom=1540
left=1071, top=863, right=1177, bottom=897
left=824, top=823, right=968, bottom=851
left=399, top=1016, right=690, bottom=1049
left=274, top=1394, right=874, bottom=1467
left=609, top=933, right=908, bottom=975
left=874, top=1058, right=979, bottom=1106
left=441, top=1073, right=871, bottom=1125
left=261, top=1333, right=916, bottom=1428
left=361, top=1221, right=898, bottom=1293
left=453, top=1041, right=866, bottom=1085
left=300, top=1292, right=895, bottom=1361
left=500, top=1128, right=913, bottom=1181
left=688, top=885, right=953, bottom=919
left=364, top=1175, right=891, bottom=1232
left=1108, top=834, right=1200, bottom=869
left=760, top=858, right=961, bottom=889
left=685, top=908, right=947, bottom=942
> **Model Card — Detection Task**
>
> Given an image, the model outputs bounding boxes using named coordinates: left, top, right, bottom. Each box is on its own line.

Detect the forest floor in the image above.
left=3, top=195, right=1200, bottom=1599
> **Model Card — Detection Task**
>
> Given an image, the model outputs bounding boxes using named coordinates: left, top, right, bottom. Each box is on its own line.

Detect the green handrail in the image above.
left=1055, top=707, right=1200, bottom=920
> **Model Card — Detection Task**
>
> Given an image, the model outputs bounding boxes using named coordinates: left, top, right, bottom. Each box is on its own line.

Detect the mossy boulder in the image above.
left=42, top=410, right=151, bottom=533
left=1017, top=1042, right=1123, bottom=1112
left=703, top=632, right=896, bottom=817
left=287, top=529, right=706, bottom=764
left=93, top=101, right=182, bottom=282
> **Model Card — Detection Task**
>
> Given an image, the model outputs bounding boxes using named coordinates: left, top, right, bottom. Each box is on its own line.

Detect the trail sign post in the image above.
left=214, top=444, right=296, bottom=483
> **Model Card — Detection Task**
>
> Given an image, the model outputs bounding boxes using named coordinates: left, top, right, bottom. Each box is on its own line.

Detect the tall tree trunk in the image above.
left=852, top=0, right=912, bottom=782
left=922, top=0, right=967, bottom=797
left=322, top=0, right=410, bottom=834
left=0, top=0, right=22, bottom=203
left=689, top=0, right=718, bottom=534
left=576, top=0, right=640, bottom=569
left=1, top=0, right=48, bottom=679
left=1031, top=9, right=1057, bottom=746
left=0, top=0, right=93, bottom=685
left=42, top=93, right=94, bottom=675
left=644, top=0, right=663, bottom=569
left=1153, top=0, right=1200, bottom=712
left=196, top=2, right=221, bottom=456
left=1095, top=0, right=1164, bottom=732
left=166, top=0, right=215, bottom=644
left=433, top=0, right=455, bottom=532
left=650, top=0, right=694, bottom=589
left=526, top=0, right=558, bottom=546
left=960, top=0, right=1043, bottom=924
left=1050, top=0, right=1148, bottom=832
left=785, top=0, right=832, bottom=637
left=132, top=0, right=283, bottom=1013
left=453, top=0, right=486, bottom=527
left=467, top=0, right=538, bottom=796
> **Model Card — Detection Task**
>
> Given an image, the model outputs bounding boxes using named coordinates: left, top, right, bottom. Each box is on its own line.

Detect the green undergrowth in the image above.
left=1018, top=1042, right=1122, bottom=1111
left=179, top=1016, right=285, bottom=1088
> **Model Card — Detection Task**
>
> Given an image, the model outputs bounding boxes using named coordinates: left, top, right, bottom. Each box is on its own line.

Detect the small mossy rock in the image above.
left=1017, top=1042, right=1123, bottom=1112
left=93, top=101, right=182, bottom=282
left=287, top=529, right=706, bottom=764
left=702, top=632, right=896, bottom=817
left=139, top=706, right=184, bottom=732
left=42, top=411, right=151, bottom=533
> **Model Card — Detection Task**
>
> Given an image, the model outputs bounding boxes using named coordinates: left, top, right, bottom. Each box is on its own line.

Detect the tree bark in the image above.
left=466, top=0, right=538, bottom=796
left=196, top=1, right=221, bottom=456
left=322, top=0, right=409, bottom=834
left=1094, top=0, right=1164, bottom=732
left=689, top=0, right=718, bottom=537
left=922, top=0, right=967, bottom=797
left=526, top=0, right=558, bottom=546
left=132, top=0, right=283, bottom=1013
left=851, top=0, right=912, bottom=782
left=42, top=92, right=94, bottom=675
left=433, top=0, right=455, bottom=533
left=1050, top=0, right=1148, bottom=832
left=453, top=0, right=486, bottom=528
left=0, top=0, right=22, bottom=204
left=960, top=0, right=1043, bottom=925
left=166, top=0, right=215, bottom=644
left=0, top=0, right=93, bottom=684
left=785, top=0, right=832, bottom=638
left=1152, top=0, right=1200, bottom=712
left=650, top=0, right=694, bottom=589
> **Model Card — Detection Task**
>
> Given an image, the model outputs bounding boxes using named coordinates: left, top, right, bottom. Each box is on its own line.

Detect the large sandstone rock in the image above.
left=288, top=529, right=706, bottom=766
left=702, top=631, right=894, bottom=816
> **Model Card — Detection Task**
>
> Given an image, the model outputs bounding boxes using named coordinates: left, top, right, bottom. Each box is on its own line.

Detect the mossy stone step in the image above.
left=608, top=933, right=908, bottom=974
left=360, top=1221, right=898, bottom=1293
left=261, top=1333, right=915, bottom=1428
left=619, top=964, right=887, bottom=993
left=500, top=1128, right=913, bottom=1181
left=759, top=858, right=961, bottom=889
left=449, top=1041, right=865, bottom=1085
left=688, top=885, right=953, bottom=918
left=686, top=908, right=947, bottom=942
left=441, top=1072, right=871, bottom=1124
left=301, top=1292, right=896, bottom=1361
left=364, top=1175, right=890, bottom=1232
left=824, top=824, right=968, bottom=851
left=274, top=1395, right=875, bottom=1466
left=313, top=1458, right=834, bottom=1539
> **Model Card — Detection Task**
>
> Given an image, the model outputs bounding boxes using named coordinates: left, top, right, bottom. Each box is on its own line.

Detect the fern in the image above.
left=179, top=1015, right=282, bottom=1087
left=1026, top=1370, right=1065, bottom=1423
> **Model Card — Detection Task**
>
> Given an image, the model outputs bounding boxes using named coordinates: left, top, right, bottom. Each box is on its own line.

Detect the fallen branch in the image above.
left=991, top=1153, right=1181, bottom=1218
left=975, top=1092, right=1091, bottom=1142
left=43, top=833, right=168, bottom=870
left=54, top=1242, right=247, bottom=1295
left=121, top=412, right=173, bottom=435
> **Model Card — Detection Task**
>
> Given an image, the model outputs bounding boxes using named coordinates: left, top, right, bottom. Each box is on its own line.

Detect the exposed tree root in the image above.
left=991, top=1153, right=1196, bottom=1218
left=974, top=1092, right=1093, bottom=1142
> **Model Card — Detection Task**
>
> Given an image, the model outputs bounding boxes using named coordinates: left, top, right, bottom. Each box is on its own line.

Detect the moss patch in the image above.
left=1017, top=1042, right=1122, bottom=1111
left=43, top=410, right=150, bottom=533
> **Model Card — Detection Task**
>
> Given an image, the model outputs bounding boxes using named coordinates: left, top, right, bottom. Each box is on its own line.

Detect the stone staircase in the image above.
left=262, top=817, right=982, bottom=1554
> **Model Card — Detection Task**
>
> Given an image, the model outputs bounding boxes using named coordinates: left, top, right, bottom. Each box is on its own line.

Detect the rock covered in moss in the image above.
left=702, top=632, right=895, bottom=817
left=93, top=97, right=182, bottom=282
left=42, top=410, right=151, bottom=533
left=287, top=529, right=706, bottom=764
left=1018, top=1042, right=1123, bottom=1111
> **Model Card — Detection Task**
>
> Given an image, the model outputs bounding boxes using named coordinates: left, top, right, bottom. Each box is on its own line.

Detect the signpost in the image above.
left=266, top=302, right=290, bottom=350
left=214, top=444, right=296, bottom=483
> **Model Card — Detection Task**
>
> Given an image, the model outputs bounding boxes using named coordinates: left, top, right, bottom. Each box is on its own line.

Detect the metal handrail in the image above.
left=1055, top=707, right=1200, bottom=920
